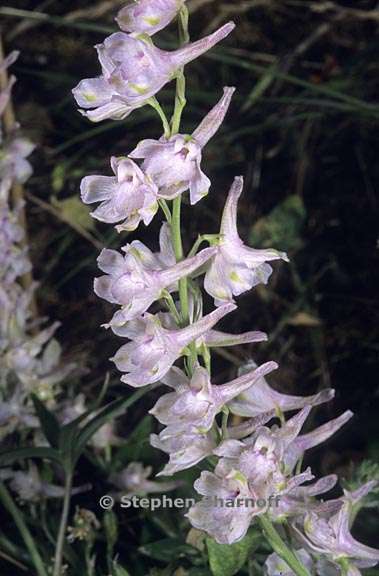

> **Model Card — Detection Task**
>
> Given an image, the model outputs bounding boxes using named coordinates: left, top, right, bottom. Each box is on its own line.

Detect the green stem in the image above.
left=169, top=3, right=199, bottom=375
left=172, top=196, right=189, bottom=324
left=171, top=71, right=186, bottom=135
left=170, top=5, right=189, bottom=135
left=158, top=199, right=172, bottom=223
left=148, top=97, right=171, bottom=138
left=258, top=516, right=312, bottom=576
left=162, top=290, right=182, bottom=325
left=188, top=235, right=206, bottom=258
left=221, top=407, right=229, bottom=439
left=188, top=234, right=220, bottom=257
left=53, top=471, right=73, bottom=576
left=201, top=343, right=212, bottom=373
left=338, top=558, right=351, bottom=576
left=0, top=483, right=48, bottom=576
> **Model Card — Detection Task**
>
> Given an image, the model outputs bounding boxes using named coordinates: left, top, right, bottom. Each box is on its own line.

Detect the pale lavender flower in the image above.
left=0, top=284, right=28, bottom=357
left=5, top=318, right=75, bottom=398
left=229, top=360, right=335, bottom=418
left=264, top=549, right=314, bottom=576
left=116, top=0, right=185, bottom=36
left=0, top=134, right=35, bottom=198
left=7, top=463, right=89, bottom=502
left=150, top=426, right=218, bottom=476
left=111, top=303, right=235, bottom=386
left=0, top=388, right=38, bottom=440
left=188, top=468, right=256, bottom=544
left=72, top=22, right=235, bottom=122
left=0, top=201, right=32, bottom=284
left=284, top=410, right=354, bottom=471
left=80, top=157, right=159, bottom=232
left=293, top=482, right=379, bottom=575
left=151, top=406, right=276, bottom=476
left=214, top=407, right=315, bottom=481
left=271, top=474, right=339, bottom=520
left=110, top=462, right=180, bottom=497
left=187, top=407, right=354, bottom=544
left=94, top=237, right=217, bottom=324
left=0, top=278, right=74, bottom=402
left=189, top=467, right=314, bottom=545
left=187, top=409, right=316, bottom=544
left=204, top=176, right=289, bottom=305
left=150, top=361, right=278, bottom=432
left=158, top=300, right=269, bottom=350
left=129, top=87, right=235, bottom=204
left=149, top=362, right=277, bottom=475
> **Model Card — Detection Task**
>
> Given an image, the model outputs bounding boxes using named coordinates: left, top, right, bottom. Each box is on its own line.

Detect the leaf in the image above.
left=0, top=447, right=61, bottom=466
left=113, top=415, right=154, bottom=466
left=250, top=195, right=306, bottom=253
left=59, top=409, right=94, bottom=450
left=31, top=394, right=61, bottom=448
left=59, top=375, right=110, bottom=449
left=104, top=510, right=118, bottom=551
left=149, top=568, right=174, bottom=576
left=51, top=163, right=67, bottom=193
left=51, top=195, right=95, bottom=232
left=112, top=564, right=131, bottom=576
left=72, top=387, right=150, bottom=464
left=206, top=530, right=261, bottom=576
left=139, top=539, right=199, bottom=563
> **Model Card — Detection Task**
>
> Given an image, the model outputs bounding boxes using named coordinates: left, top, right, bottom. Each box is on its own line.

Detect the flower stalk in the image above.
left=53, top=471, right=73, bottom=576
left=0, top=483, right=48, bottom=576
left=258, top=516, right=312, bottom=576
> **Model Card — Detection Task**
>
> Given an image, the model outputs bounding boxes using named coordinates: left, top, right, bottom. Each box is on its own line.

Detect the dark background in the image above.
left=1, top=0, right=378, bottom=573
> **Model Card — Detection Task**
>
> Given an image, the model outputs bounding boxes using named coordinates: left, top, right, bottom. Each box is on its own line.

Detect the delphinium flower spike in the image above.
left=0, top=48, right=75, bottom=441
left=73, top=3, right=379, bottom=575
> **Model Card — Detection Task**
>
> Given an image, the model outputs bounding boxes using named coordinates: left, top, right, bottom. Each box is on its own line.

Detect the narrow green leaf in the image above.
left=31, top=395, right=61, bottom=448
left=59, top=409, right=93, bottom=449
left=112, top=564, right=131, bottom=576
left=72, top=386, right=152, bottom=464
left=0, top=447, right=61, bottom=466
left=113, top=415, right=154, bottom=466
left=139, top=538, right=199, bottom=562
